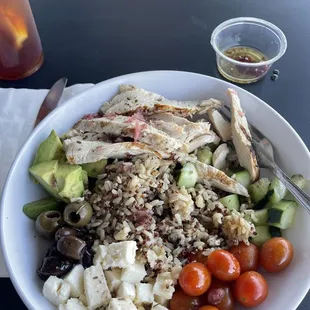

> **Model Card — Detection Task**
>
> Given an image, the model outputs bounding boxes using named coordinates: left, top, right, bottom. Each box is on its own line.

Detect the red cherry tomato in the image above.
left=233, top=271, right=268, bottom=307
left=260, top=237, right=294, bottom=273
left=230, top=242, right=260, bottom=273
left=170, top=289, right=201, bottom=310
left=179, top=262, right=212, bottom=296
left=207, top=250, right=240, bottom=281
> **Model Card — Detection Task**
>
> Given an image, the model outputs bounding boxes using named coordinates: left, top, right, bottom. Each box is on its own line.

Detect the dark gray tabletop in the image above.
left=1, top=0, right=309, bottom=309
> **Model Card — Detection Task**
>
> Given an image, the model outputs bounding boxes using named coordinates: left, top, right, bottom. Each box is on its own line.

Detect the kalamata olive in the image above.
left=63, top=201, right=93, bottom=228
left=55, top=227, right=78, bottom=241
left=36, top=210, right=63, bottom=239
left=81, top=249, right=94, bottom=269
left=37, top=256, right=73, bottom=280
left=57, top=236, right=86, bottom=260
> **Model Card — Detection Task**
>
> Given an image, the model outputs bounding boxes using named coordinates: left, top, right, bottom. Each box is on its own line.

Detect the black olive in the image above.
left=37, top=256, right=73, bottom=280
left=55, top=227, right=78, bottom=241
left=57, top=236, right=86, bottom=260
left=81, top=249, right=94, bottom=269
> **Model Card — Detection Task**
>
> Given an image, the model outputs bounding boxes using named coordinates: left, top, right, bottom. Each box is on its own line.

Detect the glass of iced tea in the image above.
left=0, top=0, right=43, bottom=80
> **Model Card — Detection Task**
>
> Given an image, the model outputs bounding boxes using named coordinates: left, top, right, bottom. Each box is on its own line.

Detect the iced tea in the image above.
left=0, top=0, right=43, bottom=80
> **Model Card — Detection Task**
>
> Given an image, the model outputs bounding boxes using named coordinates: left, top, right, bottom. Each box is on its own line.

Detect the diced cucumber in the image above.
left=268, top=200, right=298, bottom=229
left=285, top=174, right=309, bottom=200
left=269, top=226, right=282, bottom=238
left=253, top=209, right=269, bottom=225
left=268, top=178, right=287, bottom=206
left=253, top=190, right=274, bottom=210
left=177, top=162, right=198, bottom=188
left=232, top=170, right=251, bottom=188
left=197, top=147, right=213, bottom=165
left=250, top=226, right=271, bottom=247
left=248, top=178, right=271, bottom=203
left=23, top=197, right=62, bottom=220
left=219, top=194, right=240, bottom=211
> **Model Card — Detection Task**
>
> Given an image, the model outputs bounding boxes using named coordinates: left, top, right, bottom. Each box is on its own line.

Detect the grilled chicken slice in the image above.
left=227, top=88, right=259, bottom=182
left=71, top=115, right=187, bottom=154
left=207, top=109, right=232, bottom=141
left=63, top=140, right=164, bottom=164
left=179, top=155, right=249, bottom=196
left=148, top=113, right=211, bottom=143
left=100, top=86, right=222, bottom=117
left=187, top=133, right=220, bottom=153
left=212, top=143, right=230, bottom=170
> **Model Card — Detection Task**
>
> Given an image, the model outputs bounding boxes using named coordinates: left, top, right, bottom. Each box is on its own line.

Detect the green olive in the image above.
left=36, top=210, right=62, bottom=239
left=63, top=201, right=93, bottom=228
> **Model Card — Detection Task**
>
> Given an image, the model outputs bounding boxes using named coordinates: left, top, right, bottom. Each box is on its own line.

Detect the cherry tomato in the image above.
left=179, top=262, right=212, bottom=296
left=207, top=250, right=240, bottom=281
left=230, top=242, right=260, bottom=273
left=203, top=279, right=234, bottom=310
left=233, top=271, right=268, bottom=307
left=170, top=289, right=201, bottom=310
left=199, top=306, right=219, bottom=310
left=260, top=237, right=294, bottom=273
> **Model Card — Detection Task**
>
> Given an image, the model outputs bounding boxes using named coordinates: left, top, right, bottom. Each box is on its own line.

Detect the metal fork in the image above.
left=220, top=105, right=310, bottom=214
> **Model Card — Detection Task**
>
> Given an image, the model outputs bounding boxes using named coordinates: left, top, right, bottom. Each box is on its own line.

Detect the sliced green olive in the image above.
left=63, top=201, right=93, bottom=228
left=36, top=210, right=63, bottom=239
left=57, top=236, right=86, bottom=260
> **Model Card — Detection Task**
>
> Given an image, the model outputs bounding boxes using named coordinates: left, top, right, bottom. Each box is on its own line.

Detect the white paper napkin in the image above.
left=0, top=83, right=94, bottom=277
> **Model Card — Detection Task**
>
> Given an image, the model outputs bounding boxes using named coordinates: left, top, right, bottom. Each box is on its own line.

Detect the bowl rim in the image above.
left=210, top=17, right=288, bottom=67
left=1, top=70, right=309, bottom=310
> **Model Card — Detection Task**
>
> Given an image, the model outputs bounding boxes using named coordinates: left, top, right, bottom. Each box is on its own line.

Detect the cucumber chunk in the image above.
left=197, top=147, right=213, bottom=165
left=250, top=226, right=271, bottom=247
left=253, top=209, right=269, bottom=225
left=177, top=162, right=198, bottom=188
left=253, top=190, right=274, bottom=210
left=23, top=197, right=62, bottom=220
left=219, top=194, right=240, bottom=211
left=232, top=170, right=251, bottom=188
left=285, top=174, right=309, bottom=200
left=248, top=178, right=271, bottom=203
left=268, top=178, right=287, bottom=205
left=269, top=226, right=282, bottom=238
left=268, top=200, right=298, bottom=229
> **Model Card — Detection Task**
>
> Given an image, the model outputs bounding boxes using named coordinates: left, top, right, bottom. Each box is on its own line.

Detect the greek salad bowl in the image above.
left=1, top=71, right=310, bottom=310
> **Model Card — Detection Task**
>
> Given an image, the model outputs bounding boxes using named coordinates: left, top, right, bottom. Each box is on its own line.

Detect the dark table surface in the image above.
left=1, top=0, right=310, bottom=309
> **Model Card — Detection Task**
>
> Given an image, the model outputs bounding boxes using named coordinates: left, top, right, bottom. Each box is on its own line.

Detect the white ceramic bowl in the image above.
left=1, top=71, right=310, bottom=310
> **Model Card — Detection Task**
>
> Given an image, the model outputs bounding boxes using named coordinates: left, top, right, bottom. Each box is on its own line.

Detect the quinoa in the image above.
left=85, top=154, right=256, bottom=280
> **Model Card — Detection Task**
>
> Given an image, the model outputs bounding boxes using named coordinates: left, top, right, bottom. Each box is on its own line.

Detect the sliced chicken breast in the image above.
left=100, top=86, right=222, bottom=117
left=187, top=133, right=220, bottom=153
left=212, top=143, right=230, bottom=170
left=63, top=140, right=164, bottom=164
left=207, top=109, right=232, bottom=141
left=71, top=115, right=187, bottom=154
left=227, top=88, right=259, bottom=182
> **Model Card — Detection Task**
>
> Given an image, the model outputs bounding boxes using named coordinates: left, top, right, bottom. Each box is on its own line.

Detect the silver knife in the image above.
left=34, top=77, right=68, bottom=127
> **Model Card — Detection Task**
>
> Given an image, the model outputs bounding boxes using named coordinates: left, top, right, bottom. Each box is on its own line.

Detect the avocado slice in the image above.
left=29, top=160, right=62, bottom=199
left=82, top=170, right=88, bottom=186
left=55, top=164, right=84, bottom=201
left=81, top=159, right=107, bottom=178
left=32, top=130, right=66, bottom=166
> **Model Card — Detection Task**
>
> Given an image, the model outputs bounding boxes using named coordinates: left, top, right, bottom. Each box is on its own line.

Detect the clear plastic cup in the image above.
left=210, top=17, right=287, bottom=84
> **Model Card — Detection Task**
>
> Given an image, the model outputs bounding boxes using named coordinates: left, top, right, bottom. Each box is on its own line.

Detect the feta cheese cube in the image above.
left=153, top=272, right=175, bottom=300
left=104, top=268, right=122, bottom=292
left=117, top=282, right=135, bottom=301
left=84, top=264, right=111, bottom=309
left=135, top=283, right=154, bottom=304
left=64, top=264, right=84, bottom=298
left=103, top=241, right=137, bottom=269
left=79, top=294, right=87, bottom=307
left=107, top=298, right=137, bottom=310
left=93, top=245, right=108, bottom=265
left=43, top=276, right=71, bottom=306
left=154, top=295, right=169, bottom=307
left=121, top=261, right=146, bottom=283
left=58, top=298, right=88, bottom=310
left=151, top=302, right=169, bottom=310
